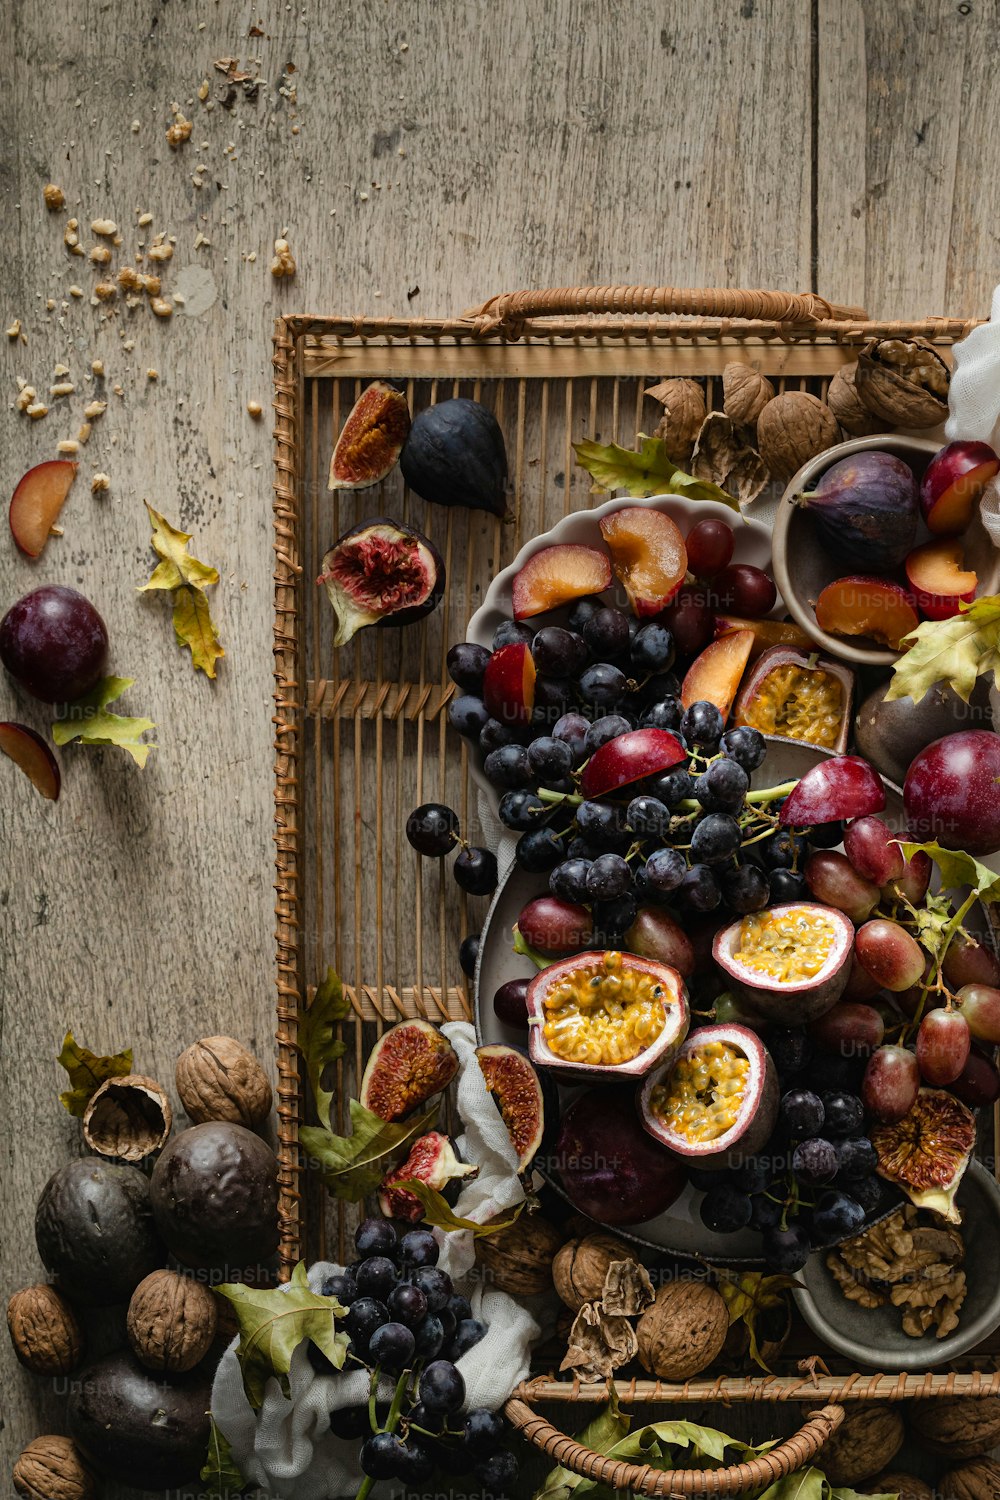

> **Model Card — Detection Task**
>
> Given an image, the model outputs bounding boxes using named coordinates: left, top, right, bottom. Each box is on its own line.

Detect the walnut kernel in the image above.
left=43, top=184, right=66, bottom=211
left=7, top=1284, right=83, bottom=1375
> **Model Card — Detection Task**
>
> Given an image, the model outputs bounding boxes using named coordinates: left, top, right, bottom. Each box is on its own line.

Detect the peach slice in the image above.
left=680, top=629, right=755, bottom=717
left=482, top=641, right=536, bottom=726
left=9, top=460, right=77, bottom=558
left=815, top=576, right=919, bottom=651
left=511, top=544, right=611, bottom=619
left=598, top=506, right=687, bottom=616
left=0, top=722, right=60, bottom=800
left=580, top=727, right=686, bottom=799
left=920, top=440, right=1000, bottom=536
left=714, top=613, right=817, bottom=661
left=905, top=538, right=978, bottom=620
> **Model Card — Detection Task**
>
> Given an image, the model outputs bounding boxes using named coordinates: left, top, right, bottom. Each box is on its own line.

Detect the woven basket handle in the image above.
left=503, top=1397, right=845, bottom=1497
left=465, top=284, right=868, bottom=335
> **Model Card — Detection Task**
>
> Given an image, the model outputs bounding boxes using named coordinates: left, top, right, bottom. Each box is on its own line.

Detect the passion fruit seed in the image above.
left=739, top=662, right=844, bottom=749
left=650, top=1040, right=750, bottom=1144
left=540, top=950, right=667, bottom=1067
left=734, top=908, right=837, bottom=983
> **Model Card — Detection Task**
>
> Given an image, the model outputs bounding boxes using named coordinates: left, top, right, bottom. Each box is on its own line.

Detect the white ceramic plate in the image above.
left=465, top=493, right=779, bottom=817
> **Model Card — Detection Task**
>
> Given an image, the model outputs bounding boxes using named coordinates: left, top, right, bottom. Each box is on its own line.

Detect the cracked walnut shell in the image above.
left=82, top=1074, right=172, bottom=1160
left=14, top=1437, right=94, bottom=1500
left=175, top=1035, right=273, bottom=1127
left=636, top=1279, right=728, bottom=1380
left=645, top=377, right=706, bottom=465
left=827, top=361, right=883, bottom=436
left=757, top=392, right=841, bottom=482
left=940, top=1458, right=1000, bottom=1500
left=811, top=1402, right=904, bottom=1485
left=855, top=337, right=950, bottom=428
left=909, top=1396, right=1000, bottom=1459
left=7, top=1283, right=83, bottom=1375
left=126, top=1269, right=217, bottom=1372
left=723, top=362, right=776, bottom=426
left=552, top=1232, right=637, bottom=1312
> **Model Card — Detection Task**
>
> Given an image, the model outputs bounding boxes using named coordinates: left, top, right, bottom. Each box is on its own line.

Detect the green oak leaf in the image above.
left=200, top=1420, right=246, bottom=1498
left=392, top=1179, right=525, bottom=1237
left=52, top=676, right=156, bottom=767
left=57, top=1030, right=133, bottom=1117
left=300, top=1098, right=440, bottom=1201
left=900, top=840, right=1000, bottom=904
left=573, top=435, right=740, bottom=509
left=533, top=1394, right=632, bottom=1500
left=885, top=595, right=1000, bottom=705
left=299, top=967, right=350, bottom=1130
left=215, top=1261, right=349, bottom=1408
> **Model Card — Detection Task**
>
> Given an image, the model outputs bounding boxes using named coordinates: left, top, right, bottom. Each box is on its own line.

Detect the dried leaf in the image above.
left=171, top=586, right=225, bottom=678
left=600, top=1259, right=654, bottom=1317
left=300, top=1098, right=440, bottom=1201
left=200, top=1421, right=246, bottom=1498
left=299, top=967, right=350, bottom=1130
left=392, top=1179, right=525, bottom=1237
left=691, top=412, right=770, bottom=505
left=573, top=435, right=740, bottom=509
left=559, top=1302, right=637, bottom=1382
left=216, top=1261, right=349, bottom=1407
left=717, top=1270, right=797, bottom=1371
left=52, top=676, right=156, bottom=767
left=139, top=502, right=224, bottom=677
left=57, top=1030, right=133, bottom=1117
left=885, top=595, right=1000, bottom=706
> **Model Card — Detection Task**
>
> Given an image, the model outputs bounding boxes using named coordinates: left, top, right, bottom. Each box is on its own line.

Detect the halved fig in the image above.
left=9, top=459, right=77, bottom=558
left=0, top=722, right=60, bottom=801
left=714, top=614, right=816, bottom=660
left=359, top=1020, right=459, bottom=1122
left=732, top=645, right=854, bottom=754
left=779, top=754, right=886, bottom=827
left=475, top=1043, right=551, bottom=1170
left=525, top=949, right=689, bottom=1082
left=328, top=382, right=410, bottom=491
left=377, top=1130, right=477, bottom=1221
left=638, top=1022, right=777, bottom=1170
left=511, top=543, right=612, bottom=620
left=599, top=506, right=687, bottom=615
left=579, top=727, right=685, bottom=799
left=814, top=575, right=919, bottom=651
left=482, top=641, right=536, bottom=726
left=555, top=1085, right=686, bottom=1225
left=713, top=902, right=854, bottom=1022
left=318, top=519, right=444, bottom=647
left=680, top=630, right=754, bottom=716
left=871, top=1087, right=975, bottom=1223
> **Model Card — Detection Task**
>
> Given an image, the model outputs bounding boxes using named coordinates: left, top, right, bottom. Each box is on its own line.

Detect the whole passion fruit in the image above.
left=318, top=519, right=444, bottom=648
left=35, top=1158, right=164, bottom=1305
left=149, top=1121, right=279, bottom=1270
left=871, top=1087, right=975, bottom=1223
left=713, top=902, right=854, bottom=1023
left=525, top=949, right=689, bottom=1082
left=555, top=1086, right=685, bottom=1226
left=638, top=1022, right=778, bottom=1170
left=359, top=1019, right=459, bottom=1122
left=68, top=1349, right=211, bottom=1489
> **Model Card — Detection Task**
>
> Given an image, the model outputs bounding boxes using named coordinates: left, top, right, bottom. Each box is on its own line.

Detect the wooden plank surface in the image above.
left=0, top=0, right=996, bottom=1472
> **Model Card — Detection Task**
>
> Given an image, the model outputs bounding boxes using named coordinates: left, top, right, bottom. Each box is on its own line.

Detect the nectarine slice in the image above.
left=920, top=440, right=1000, bottom=536
left=905, top=538, right=978, bottom=621
left=9, top=460, right=77, bottom=559
left=599, top=506, right=687, bottom=616
left=580, top=727, right=685, bottom=799
left=714, top=614, right=816, bottom=661
left=0, top=722, right=60, bottom=800
left=680, top=629, right=755, bottom=717
left=511, top=544, right=611, bottom=619
left=482, top=641, right=536, bottom=726
left=815, top=576, right=919, bottom=651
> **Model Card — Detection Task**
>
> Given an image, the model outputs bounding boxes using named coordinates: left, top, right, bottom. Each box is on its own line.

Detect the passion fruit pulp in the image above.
left=525, top=950, right=689, bottom=1081
left=359, top=1020, right=459, bottom=1122
left=328, top=381, right=410, bottom=490
left=733, top=645, right=853, bottom=753
left=713, top=902, right=854, bottom=1022
left=638, top=1022, right=777, bottom=1169
left=317, top=519, right=444, bottom=647
left=871, top=1087, right=975, bottom=1223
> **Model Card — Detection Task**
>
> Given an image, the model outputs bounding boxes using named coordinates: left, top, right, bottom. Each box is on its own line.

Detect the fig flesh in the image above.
left=318, top=519, right=444, bottom=647
left=713, top=902, right=854, bottom=1022
left=359, top=1019, right=459, bottom=1122
left=871, top=1087, right=975, bottom=1223
left=328, top=381, right=410, bottom=491
left=378, top=1131, right=478, bottom=1221
left=400, top=397, right=508, bottom=516
left=555, top=1086, right=685, bottom=1225
left=475, top=1043, right=551, bottom=1169
left=638, top=1022, right=778, bottom=1169
left=796, top=451, right=919, bottom=570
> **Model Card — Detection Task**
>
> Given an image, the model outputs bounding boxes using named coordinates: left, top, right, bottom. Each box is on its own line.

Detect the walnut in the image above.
left=560, top=1300, right=637, bottom=1383
left=126, top=1268, right=217, bottom=1372
left=691, top=412, right=770, bottom=505
left=645, top=377, right=706, bottom=465
left=475, top=1211, right=563, bottom=1295
left=270, top=236, right=296, bottom=278
left=757, top=392, right=841, bottom=482
left=722, top=362, right=775, bottom=426
left=910, top=1397, right=1000, bottom=1459
left=811, top=1402, right=904, bottom=1485
left=7, top=1284, right=83, bottom=1375
left=827, top=361, right=883, bottom=436
left=175, top=1035, right=273, bottom=1127
left=940, top=1458, right=1000, bottom=1500
left=635, top=1279, right=729, bottom=1380
left=863, top=1473, right=934, bottom=1500
left=552, top=1232, right=637, bottom=1311
left=827, top=1206, right=967, bottom=1338
left=82, top=1074, right=172, bottom=1160
left=13, top=1437, right=94, bottom=1500
left=855, top=337, right=950, bottom=428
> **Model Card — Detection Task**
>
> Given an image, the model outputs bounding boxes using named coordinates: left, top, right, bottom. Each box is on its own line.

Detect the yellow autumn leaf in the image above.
left=138, top=502, right=224, bottom=677
left=172, top=586, right=225, bottom=678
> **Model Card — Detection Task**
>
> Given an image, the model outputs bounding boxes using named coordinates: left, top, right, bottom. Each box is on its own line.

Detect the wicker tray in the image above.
left=271, top=287, right=994, bottom=1494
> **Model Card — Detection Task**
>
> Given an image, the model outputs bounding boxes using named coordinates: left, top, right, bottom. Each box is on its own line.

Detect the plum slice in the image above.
left=9, top=460, right=77, bottom=558
left=904, top=538, right=977, bottom=620
left=511, top=543, right=611, bottom=619
left=328, top=382, right=410, bottom=491
left=0, top=722, right=60, bottom=800
left=714, top=613, right=815, bottom=660
left=599, top=506, right=687, bottom=615
left=779, top=753, right=886, bottom=827
left=579, top=727, right=685, bottom=799
left=920, top=439, right=1000, bottom=536
left=482, top=641, right=535, bottom=726
left=680, top=629, right=754, bottom=716
left=317, top=519, right=444, bottom=647
left=814, top=575, right=919, bottom=651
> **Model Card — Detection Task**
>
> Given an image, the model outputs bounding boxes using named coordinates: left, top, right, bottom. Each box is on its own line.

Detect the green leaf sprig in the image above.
left=216, top=1261, right=349, bottom=1408
left=300, top=1099, right=441, bottom=1202
left=392, top=1178, right=525, bottom=1237
left=200, top=1421, right=246, bottom=1499
left=52, top=676, right=156, bottom=767
left=298, top=967, right=350, bottom=1130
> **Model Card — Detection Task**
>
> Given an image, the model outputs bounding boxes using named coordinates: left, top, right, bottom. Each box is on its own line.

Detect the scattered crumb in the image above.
left=270, top=236, right=296, bottom=278
left=90, top=359, right=104, bottom=377
left=112, top=383, right=124, bottom=397
left=49, top=524, right=64, bottom=536
left=194, top=232, right=211, bottom=248
left=84, top=399, right=107, bottom=419
left=197, top=80, right=210, bottom=101
left=57, top=439, right=79, bottom=454
left=88, top=244, right=112, bottom=265
left=172, top=291, right=185, bottom=306
left=94, top=281, right=116, bottom=301
left=77, top=421, right=91, bottom=444
left=121, top=338, right=135, bottom=351
left=5, top=319, right=21, bottom=339
left=49, top=382, right=75, bottom=397
left=64, top=219, right=83, bottom=254
left=247, top=399, right=263, bottom=419
left=117, top=266, right=142, bottom=292
left=147, top=367, right=158, bottom=380
left=53, top=363, right=70, bottom=377
left=147, top=242, right=173, bottom=262
left=138, top=212, right=153, bottom=227
left=15, top=385, right=36, bottom=412
left=131, top=120, right=141, bottom=133
left=69, top=284, right=83, bottom=298
left=140, top=273, right=161, bottom=296
left=166, top=113, right=193, bottom=148
left=26, top=402, right=49, bottom=419
left=91, top=472, right=110, bottom=493
left=43, top=183, right=66, bottom=210
left=45, top=299, right=55, bottom=311
left=91, top=218, right=118, bottom=237
left=150, top=297, right=173, bottom=318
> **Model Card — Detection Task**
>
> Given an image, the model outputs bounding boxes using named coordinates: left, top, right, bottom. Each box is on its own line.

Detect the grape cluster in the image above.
left=316, top=1217, right=518, bottom=1488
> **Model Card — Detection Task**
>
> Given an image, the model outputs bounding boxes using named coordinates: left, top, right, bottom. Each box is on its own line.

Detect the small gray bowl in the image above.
left=771, top=433, right=938, bottom=667
left=794, top=1160, right=1000, bottom=1369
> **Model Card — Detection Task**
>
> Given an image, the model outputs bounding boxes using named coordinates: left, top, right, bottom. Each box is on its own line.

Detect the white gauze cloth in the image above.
left=210, top=1022, right=540, bottom=1499
left=945, top=283, right=1000, bottom=550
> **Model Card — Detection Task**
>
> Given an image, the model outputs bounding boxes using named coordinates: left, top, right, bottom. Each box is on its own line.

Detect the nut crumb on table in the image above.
left=91, top=472, right=110, bottom=493
left=42, top=183, right=65, bottom=210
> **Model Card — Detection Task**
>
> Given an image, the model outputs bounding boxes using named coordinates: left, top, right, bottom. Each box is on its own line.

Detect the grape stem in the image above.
left=537, top=777, right=799, bottom=814
left=904, top=888, right=979, bottom=1042
left=356, top=1367, right=416, bottom=1500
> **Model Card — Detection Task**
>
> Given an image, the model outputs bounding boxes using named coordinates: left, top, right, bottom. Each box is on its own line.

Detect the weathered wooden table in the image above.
left=2, top=0, right=999, bottom=1466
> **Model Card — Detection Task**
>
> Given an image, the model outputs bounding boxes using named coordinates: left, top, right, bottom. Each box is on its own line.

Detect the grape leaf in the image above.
left=57, top=1030, right=133, bottom=1117
left=573, top=435, right=740, bottom=510
left=533, top=1395, right=632, bottom=1500
left=52, top=677, right=156, bottom=768
left=300, top=1098, right=440, bottom=1201
left=139, top=502, right=225, bottom=678
left=393, top=1179, right=525, bottom=1237
left=200, top=1420, right=246, bottom=1499
left=299, top=967, right=349, bottom=1130
left=900, top=840, right=1000, bottom=904
left=215, top=1261, right=349, bottom=1408
left=885, top=595, right=1000, bottom=705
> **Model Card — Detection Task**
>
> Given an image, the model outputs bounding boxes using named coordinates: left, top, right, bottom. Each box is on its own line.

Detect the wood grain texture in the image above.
left=0, top=0, right=992, bottom=1470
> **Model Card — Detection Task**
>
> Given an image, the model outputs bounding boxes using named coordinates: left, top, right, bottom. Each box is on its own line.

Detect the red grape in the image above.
left=904, top=731, right=1000, bottom=856
left=709, top=564, right=777, bottom=618
left=915, top=1008, right=970, bottom=1085
left=943, top=931, right=1000, bottom=990
left=951, top=1049, right=1000, bottom=1108
left=0, top=586, right=108, bottom=703
left=841, top=953, right=883, bottom=1003
left=854, top=919, right=926, bottom=992
left=862, top=1044, right=920, bottom=1122
left=810, top=1002, right=885, bottom=1057
left=881, top=848, right=931, bottom=906
left=957, top=984, right=1000, bottom=1044
left=804, top=850, right=880, bottom=922
left=685, top=518, right=734, bottom=578
left=843, top=816, right=904, bottom=886
left=660, top=587, right=714, bottom=657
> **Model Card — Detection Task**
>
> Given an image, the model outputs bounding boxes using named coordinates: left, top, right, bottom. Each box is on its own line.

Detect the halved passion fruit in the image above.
left=732, top=645, right=854, bottom=753
left=871, top=1087, right=975, bottom=1223
left=638, top=1022, right=777, bottom=1169
left=525, top=950, right=689, bottom=1081
left=713, top=902, right=854, bottom=1022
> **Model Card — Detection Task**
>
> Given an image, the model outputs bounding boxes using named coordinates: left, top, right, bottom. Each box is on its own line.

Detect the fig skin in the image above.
left=149, top=1121, right=279, bottom=1271
left=400, top=398, right=508, bottom=516
left=855, top=677, right=993, bottom=788
left=34, top=1159, right=164, bottom=1306
left=68, top=1349, right=212, bottom=1490
left=796, top=451, right=919, bottom=571
left=318, top=518, right=445, bottom=647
